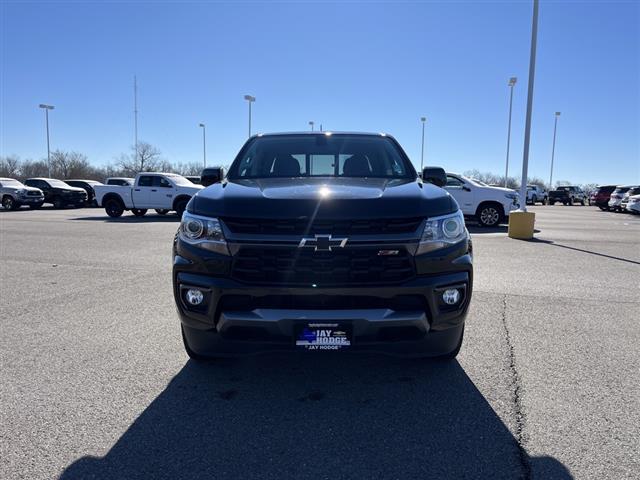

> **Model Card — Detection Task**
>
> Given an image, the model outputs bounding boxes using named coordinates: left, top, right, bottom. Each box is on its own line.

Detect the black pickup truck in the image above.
left=173, top=132, right=473, bottom=360
left=548, top=186, right=586, bottom=205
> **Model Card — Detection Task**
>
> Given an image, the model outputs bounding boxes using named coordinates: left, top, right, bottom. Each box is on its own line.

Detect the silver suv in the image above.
left=0, top=177, right=45, bottom=210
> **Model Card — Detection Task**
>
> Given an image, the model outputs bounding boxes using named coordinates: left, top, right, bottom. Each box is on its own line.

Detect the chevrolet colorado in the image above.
left=173, top=132, right=473, bottom=360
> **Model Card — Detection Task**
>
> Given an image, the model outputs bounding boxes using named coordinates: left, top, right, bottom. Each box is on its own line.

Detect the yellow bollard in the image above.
left=508, top=211, right=536, bottom=239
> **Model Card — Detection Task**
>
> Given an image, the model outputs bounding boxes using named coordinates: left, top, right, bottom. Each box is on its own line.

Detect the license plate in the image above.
left=295, top=323, right=352, bottom=351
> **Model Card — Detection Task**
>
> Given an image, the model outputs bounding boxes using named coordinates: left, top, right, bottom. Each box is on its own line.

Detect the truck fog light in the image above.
left=442, top=289, right=461, bottom=305
left=185, top=289, right=204, bottom=306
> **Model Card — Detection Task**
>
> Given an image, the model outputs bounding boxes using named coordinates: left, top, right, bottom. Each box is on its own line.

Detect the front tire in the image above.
left=531, top=195, right=537, bottom=205
left=174, top=198, right=189, bottom=217
left=52, top=197, right=64, bottom=209
left=2, top=196, right=17, bottom=210
left=29, top=202, right=44, bottom=210
left=131, top=208, right=147, bottom=217
left=104, top=198, right=124, bottom=218
left=155, top=209, right=169, bottom=215
left=476, top=203, right=503, bottom=227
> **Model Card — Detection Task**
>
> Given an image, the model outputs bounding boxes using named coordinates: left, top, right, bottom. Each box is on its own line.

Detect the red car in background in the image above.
left=590, top=185, right=617, bottom=210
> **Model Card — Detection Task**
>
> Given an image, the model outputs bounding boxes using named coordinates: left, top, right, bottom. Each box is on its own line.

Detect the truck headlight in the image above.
left=505, top=193, right=518, bottom=200
left=179, top=212, right=229, bottom=255
left=416, top=210, right=468, bottom=255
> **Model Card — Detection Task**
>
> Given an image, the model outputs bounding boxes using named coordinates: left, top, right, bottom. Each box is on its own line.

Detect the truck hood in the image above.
left=59, top=186, right=87, bottom=193
left=481, top=185, right=517, bottom=195
left=7, top=186, right=42, bottom=194
left=191, top=177, right=456, bottom=220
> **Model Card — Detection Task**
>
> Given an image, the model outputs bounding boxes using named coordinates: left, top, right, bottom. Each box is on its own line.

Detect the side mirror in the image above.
left=422, top=166, right=447, bottom=188
left=200, top=167, right=224, bottom=187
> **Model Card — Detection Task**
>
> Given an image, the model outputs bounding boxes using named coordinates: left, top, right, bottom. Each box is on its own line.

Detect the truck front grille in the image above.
left=231, top=247, right=415, bottom=286
left=222, top=217, right=422, bottom=236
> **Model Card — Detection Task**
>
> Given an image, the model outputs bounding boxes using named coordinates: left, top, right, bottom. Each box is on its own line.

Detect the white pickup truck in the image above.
left=444, top=173, right=520, bottom=227
left=94, top=172, right=204, bottom=218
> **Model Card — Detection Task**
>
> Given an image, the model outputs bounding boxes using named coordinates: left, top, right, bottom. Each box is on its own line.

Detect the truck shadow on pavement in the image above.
left=527, top=238, right=640, bottom=265
left=59, top=356, right=572, bottom=480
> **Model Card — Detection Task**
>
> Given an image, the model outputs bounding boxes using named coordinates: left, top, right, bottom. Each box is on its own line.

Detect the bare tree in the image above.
left=0, top=155, right=21, bottom=177
left=118, top=141, right=162, bottom=174
left=19, top=159, right=49, bottom=179
left=172, top=162, right=203, bottom=176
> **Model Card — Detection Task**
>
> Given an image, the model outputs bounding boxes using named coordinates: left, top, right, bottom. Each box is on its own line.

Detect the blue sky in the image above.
left=1, top=0, right=638, bottom=185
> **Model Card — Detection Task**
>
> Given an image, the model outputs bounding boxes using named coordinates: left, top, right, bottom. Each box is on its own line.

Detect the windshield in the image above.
left=166, top=174, right=198, bottom=186
left=227, top=135, right=414, bottom=180
left=460, top=176, right=485, bottom=187
left=47, top=179, right=73, bottom=188
left=1, top=179, right=24, bottom=188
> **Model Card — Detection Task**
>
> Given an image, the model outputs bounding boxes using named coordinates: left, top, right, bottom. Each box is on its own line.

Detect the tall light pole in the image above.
left=518, top=0, right=540, bottom=213
left=549, top=112, right=561, bottom=188
left=134, top=76, right=138, bottom=165
left=199, top=123, right=207, bottom=168
left=504, top=77, right=517, bottom=187
left=308, top=121, right=315, bottom=131
left=39, top=104, right=55, bottom=177
left=244, top=95, right=255, bottom=137
left=420, top=117, right=426, bottom=172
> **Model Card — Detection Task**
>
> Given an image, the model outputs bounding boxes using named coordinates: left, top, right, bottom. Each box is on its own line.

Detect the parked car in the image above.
left=590, top=185, right=617, bottom=210
left=65, top=179, right=103, bottom=207
left=443, top=173, right=520, bottom=227
left=174, top=132, right=472, bottom=361
left=94, top=172, right=204, bottom=218
left=608, top=185, right=635, bottom=212
left=104, top=177, right=135, bottom=186
left=526, top=185, right=547, bottom=205
left=620, top=186, right=640, bottom=212
left=625, top=194, right=640, bottom=214
left=548, top=186, right=586, bottom=205
left=184, top=175, right=201, bottom=184
left=24, top=178, right=87, bottom=208
left=0, top=177, right=45, bottom=210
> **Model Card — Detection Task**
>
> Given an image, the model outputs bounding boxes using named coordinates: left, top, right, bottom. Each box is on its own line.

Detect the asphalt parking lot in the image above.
left=1, top=206, right=638, bottom=480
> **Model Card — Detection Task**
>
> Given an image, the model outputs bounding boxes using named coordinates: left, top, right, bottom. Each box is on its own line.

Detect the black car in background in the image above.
left=184, top=175, right=201, bottom=184
left=24, top=178, right=87, bottom=209
left=65, top=179, right=103, bottom=206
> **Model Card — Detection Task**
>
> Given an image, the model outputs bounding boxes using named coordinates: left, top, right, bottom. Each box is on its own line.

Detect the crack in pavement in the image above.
left=501, top=294, right=532, bottom=480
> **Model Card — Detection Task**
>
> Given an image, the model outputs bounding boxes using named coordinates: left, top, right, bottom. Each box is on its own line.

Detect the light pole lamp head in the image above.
left=308, top=121, right=314, bottom=125
left=420, top=117, right=426, bottom=123
left=509, top=77, right=517, bottom=86
left=244, top=95, right=255, bottom=102
left=199, top=123, right=205, bottom=128
left=555, top=111, right=561, bottom=116
left=39, top=104, right=55, bottom=110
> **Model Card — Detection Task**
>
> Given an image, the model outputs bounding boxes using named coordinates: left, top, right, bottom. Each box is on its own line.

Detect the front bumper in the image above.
left=173, top=257, right=472, bottom=357
left=17, top=196, right=44, bottom=204
left=627, top=202, right=640, bottom=213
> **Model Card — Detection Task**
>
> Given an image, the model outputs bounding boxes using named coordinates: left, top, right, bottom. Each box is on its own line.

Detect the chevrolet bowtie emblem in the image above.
left=298, top=234, right=348, bottom=251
